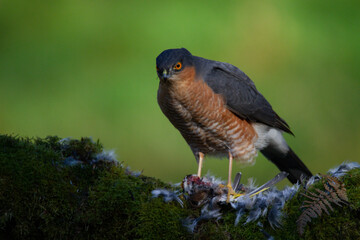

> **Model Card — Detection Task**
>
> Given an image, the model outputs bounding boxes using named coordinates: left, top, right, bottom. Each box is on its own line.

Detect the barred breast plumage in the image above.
left=157, top=66, right=258, bottom=164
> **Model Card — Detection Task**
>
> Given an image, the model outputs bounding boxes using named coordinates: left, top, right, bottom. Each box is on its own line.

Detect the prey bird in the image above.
left=156, top=48, right=312, bottom=199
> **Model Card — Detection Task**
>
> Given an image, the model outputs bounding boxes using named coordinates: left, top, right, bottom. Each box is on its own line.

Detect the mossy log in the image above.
left=0, top=135, right=359, bottom=239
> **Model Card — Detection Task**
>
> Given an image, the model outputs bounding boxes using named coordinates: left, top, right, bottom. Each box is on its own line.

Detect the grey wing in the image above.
left=202, top=61, right=293, bottom=134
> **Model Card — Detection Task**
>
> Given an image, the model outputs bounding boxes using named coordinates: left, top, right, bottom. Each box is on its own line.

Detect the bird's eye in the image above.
left=174, top=62, right=182, bottom=70
left=156, top=66, right=159, bottom=72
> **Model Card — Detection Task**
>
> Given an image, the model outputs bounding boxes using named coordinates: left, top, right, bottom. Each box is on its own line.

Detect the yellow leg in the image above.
left=197, top=152, right=204, bottom=177
left=227, top=152, right=236, bottom=202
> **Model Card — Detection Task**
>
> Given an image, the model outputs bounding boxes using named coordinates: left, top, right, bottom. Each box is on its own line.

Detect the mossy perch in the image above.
left=0, top=135, right=359, bottom=239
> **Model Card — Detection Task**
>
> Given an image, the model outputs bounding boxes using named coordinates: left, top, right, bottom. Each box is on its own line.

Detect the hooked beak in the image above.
left=161, top=69, right=171, bottom=80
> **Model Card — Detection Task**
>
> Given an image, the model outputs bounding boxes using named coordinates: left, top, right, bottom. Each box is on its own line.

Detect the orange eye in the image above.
left=174, top=62, right=182, bottom=70
left=156, top=66, right=159, bottom=71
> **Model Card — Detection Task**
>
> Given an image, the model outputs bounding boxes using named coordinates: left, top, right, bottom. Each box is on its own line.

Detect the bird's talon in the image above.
left=226, top=184, right=236, bottom=203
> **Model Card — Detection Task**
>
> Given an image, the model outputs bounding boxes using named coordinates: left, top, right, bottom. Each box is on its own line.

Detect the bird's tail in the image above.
left=260, top=146, right=312, bottom=184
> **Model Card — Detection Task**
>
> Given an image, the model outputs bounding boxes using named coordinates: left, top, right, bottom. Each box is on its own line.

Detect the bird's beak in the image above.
left=162, top=69, right=171, bottom=80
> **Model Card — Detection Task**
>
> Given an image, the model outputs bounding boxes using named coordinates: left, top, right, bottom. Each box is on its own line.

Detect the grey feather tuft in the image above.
left=125, top=166, right=142, bottom=177
left=328, top=161, right=360, bottom=178
left=59, top=137, right=120, bottom=167
left=183, top=205, right=221, bottom=232
left=257, top=222, right=275, bottom=240
left=151, top=189, right=183, bottom=207
left=303, top=174, right=321, bottom=189
left=231, top=183, right=300, bottom=227
left=93, top=150, right=119, bottom=166
left=62, top=156, right=83, bottom=166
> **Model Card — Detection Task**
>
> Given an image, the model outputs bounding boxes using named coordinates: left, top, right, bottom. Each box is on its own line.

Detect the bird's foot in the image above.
left=218, top=183, right=244, bottom=203
left=226, top=184, right=237, bottom=203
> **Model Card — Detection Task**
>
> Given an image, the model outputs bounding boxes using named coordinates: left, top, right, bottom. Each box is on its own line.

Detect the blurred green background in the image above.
left=1, top=1, right=359, bottom=185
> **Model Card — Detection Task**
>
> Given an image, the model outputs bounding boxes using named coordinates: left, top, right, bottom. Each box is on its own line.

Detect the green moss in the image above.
left=195, top=212, right=265, bottom=240
left=136, top=198, right=190, bottom=240
left=85, top=168, right=180, bottom=239
left=300, top=169, right=360, bottom=240
left=270, top=168, right=360, bottom=239
left=1, top=134, right=359, bottom=239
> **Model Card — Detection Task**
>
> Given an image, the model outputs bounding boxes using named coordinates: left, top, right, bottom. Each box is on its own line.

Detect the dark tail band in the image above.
left=261, top=146, right=312, bottom=184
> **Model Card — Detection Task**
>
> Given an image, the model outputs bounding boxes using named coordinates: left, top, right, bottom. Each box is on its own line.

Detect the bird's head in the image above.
left=156, top=48, right=194, bottom=82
